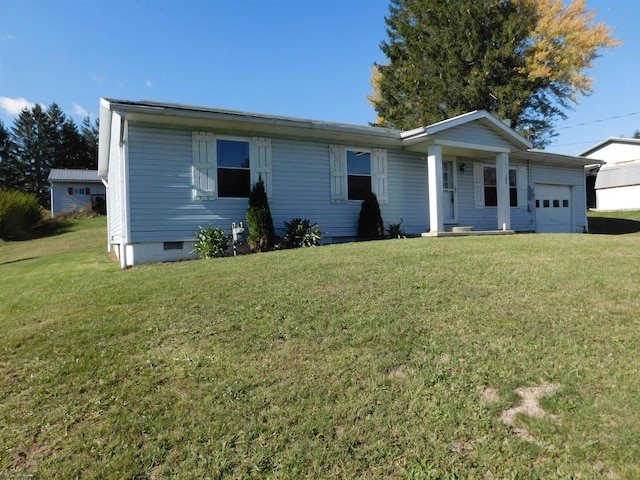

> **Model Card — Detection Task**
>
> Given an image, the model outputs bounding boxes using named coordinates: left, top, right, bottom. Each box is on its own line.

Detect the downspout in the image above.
left=119, top=113, right=131, bottom=269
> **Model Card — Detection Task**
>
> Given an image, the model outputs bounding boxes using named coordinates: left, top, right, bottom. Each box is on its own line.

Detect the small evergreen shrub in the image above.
left=246, top=178, right=275, bottom=252
left=387, top=219, right=406, bottom=238
left=191, top=225, right=229, bottom=259
left=0, top=189, right=42, bottom=240
left=357, top=192, right=384, bottom=240
left=283, top=218, right=322, bottom=248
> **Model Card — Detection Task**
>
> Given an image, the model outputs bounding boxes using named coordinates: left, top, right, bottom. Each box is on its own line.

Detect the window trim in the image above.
left=330, top=145, right=388, bottom=204
left=192, top=133, right=272, bottom=201
left=474, top=162, right=527, bottom=209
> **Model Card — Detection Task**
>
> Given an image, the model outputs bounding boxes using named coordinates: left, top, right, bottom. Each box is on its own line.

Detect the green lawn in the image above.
left=1, top=214, right=639, bottom=478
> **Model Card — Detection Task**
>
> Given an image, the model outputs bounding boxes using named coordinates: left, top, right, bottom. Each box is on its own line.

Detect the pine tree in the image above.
left=246, top=178, right=275, bottom=252
left=370, top=0, right=618, bottom=148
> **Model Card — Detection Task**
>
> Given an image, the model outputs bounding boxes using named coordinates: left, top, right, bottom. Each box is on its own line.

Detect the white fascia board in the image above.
left=513, top=149, right=604, bottom=167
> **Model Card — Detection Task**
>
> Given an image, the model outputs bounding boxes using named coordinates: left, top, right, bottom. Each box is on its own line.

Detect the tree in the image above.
left=246, top=178, right=275, bottom=252
left=1, top=103, right=99, bottom=206
left=0, top=120, right=17, bottom=190
left=633, top=130, right=640, bottom=139
left=370, top=0, right=619, bottom=148
left=358, top=192, right=384, bottom=240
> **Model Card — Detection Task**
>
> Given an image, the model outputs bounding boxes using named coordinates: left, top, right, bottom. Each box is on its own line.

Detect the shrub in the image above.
left=283, top=218, right=322, bottom=248
left=191, top=225, right=229, bottom=259
left=246, top=178, right=275, bottom=252
left=357, top=192, right=384, bottom=240
left=0, top=189, right=42, bottom=240
left=387, top=219, right=406, bottom=239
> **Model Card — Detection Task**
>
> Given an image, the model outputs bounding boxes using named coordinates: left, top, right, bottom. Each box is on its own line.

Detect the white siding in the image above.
left=50, top=182, right=105, bottom=217
left=597, top=185, right=640, bottom=211
left=532, top=163, right=587, bottom=232
left=459, top=159, right=535, bottom=232
left=585, top=143, right=640, bottom=163
left=434, top=122, right=514, bottom=150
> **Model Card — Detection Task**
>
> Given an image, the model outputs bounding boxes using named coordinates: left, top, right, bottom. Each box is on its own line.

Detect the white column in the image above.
left=428, top=144, right=444, bottom=233
left=496, top=152, right=511, bottom=230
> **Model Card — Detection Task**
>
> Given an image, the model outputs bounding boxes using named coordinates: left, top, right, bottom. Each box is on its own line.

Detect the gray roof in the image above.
left=595, top=162, right=640, bottom=189
left=48, top=169, right=102, bottom=182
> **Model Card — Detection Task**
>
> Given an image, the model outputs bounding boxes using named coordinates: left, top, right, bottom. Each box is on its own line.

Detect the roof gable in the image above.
left=578, top=137, right=640, bottom=163
left=401, top=110, right=532, bottom=151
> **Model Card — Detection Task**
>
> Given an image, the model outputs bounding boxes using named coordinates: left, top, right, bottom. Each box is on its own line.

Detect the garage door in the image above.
left=535, top=184, right=573, bottom=233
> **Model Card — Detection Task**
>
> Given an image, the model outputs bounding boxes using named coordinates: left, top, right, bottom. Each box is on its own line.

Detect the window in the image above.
left=329, top=146, right=387, bottom=204
left=347, top=150, right=372, bottom=200
left=192, top=133, right=272, bottom=200
left=483, top=166, right=517, bottom=207
left=217, top=139, right=250, bottom=198
left=68, top=187, right=90, bottom=195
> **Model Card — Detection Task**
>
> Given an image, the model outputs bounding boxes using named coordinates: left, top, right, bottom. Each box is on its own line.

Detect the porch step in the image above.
left=451, top=226, right=474, bottom=233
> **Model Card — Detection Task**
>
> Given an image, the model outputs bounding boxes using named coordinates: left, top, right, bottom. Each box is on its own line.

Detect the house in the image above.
left=579, top=137, right=640, bottom=211
left=48, top=169, right=106, bottom=217
left=98, top=98, right=597, bottom=268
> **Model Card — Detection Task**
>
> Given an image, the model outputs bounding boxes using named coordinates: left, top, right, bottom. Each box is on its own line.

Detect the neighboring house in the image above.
left=579, top=137, right=640, bottom=211
left=98, top=98, right=597, bottom=268
left=48, top=169, right=106, bottom=217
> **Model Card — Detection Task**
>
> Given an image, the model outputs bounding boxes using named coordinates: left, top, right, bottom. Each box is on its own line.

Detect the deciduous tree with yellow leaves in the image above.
left=369, top=0, right=619, bottom=147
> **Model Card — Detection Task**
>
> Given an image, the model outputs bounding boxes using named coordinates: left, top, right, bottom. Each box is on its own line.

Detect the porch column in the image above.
left=495, top=152, right=511, bottom=230
left=428, top=144, right=444, bottom=233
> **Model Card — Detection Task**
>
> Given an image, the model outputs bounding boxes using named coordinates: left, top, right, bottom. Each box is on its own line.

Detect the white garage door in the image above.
left=535, top=184, right=573, bottom=233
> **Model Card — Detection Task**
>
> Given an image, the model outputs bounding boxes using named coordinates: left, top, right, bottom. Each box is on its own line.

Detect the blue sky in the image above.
left=0, top=0, right=638, bottom=155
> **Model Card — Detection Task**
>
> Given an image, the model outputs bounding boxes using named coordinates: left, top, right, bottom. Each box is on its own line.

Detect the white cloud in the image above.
left=145, top=80, right=153, bottom=88
left=73, top=102, right=89, bottom=117
left=0, top=96, right=36, bottom=115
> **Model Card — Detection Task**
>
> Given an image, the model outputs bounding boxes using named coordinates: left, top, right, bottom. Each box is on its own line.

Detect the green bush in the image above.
left=357, top=192, right=384, bottom=240
left=246, top=178, right=275, bottom=252
left=387, top=219, right=406, bottom=239
left=283, top=218, right=322, bottom=248
left=191, top=225, right=229, bottom=259
left=0, top=189, right=42, bottom=240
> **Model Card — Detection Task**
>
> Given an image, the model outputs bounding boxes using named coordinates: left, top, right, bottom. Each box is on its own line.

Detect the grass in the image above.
left=1, top=213, right=639, bottom=478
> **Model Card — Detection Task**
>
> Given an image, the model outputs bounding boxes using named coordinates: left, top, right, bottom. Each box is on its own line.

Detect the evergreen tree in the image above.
left=370, top=0, right=618, bottom=148
left=3, top=103, right=98, bottom=206
left=358, top=192, right=384, bottom=240
left=246, top=178, right=275, bottom=252
left=81, top=115, right=99, bottom=169
left=0, top=120, right=18, bottom=190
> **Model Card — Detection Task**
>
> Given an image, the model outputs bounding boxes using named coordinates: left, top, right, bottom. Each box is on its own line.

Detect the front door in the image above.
left=442, top=160, right=456, bottom=223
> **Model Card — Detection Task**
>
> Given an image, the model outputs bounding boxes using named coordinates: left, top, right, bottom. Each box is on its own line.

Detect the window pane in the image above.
left=563, top=199, right=569, bottom=208
left=347, top=151, right=371, bottom=175
left=484, top=186, right=497, bottom=206
left=348, top=175, right=372, bottom=201
left=217, top=140, right=250, bottom=168
left=510, top=187, right=517, bottom=207
left=509, top=169, right=517, bottom=187
left=543, top=199, right=550, bottom=208
left=218, top=168, right=250, bottom=197
left=553, top=199, right=560, bottom=208
left=484, top=167, right=496, bottom=186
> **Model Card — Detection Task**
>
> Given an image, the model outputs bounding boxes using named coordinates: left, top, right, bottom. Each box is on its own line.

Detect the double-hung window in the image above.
left=474, top=162, right=527, bottom=209
left=217, top=139, right=250, bottom=198
left=329, top=145, right=388, bottom=204
left=192, top=133, right=272, bottom=200
left=483, top=166, right=517, bottom=207
left=347, top=150, right=372, bottom=201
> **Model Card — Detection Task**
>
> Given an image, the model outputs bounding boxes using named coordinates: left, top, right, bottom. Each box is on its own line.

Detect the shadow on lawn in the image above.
left=3, top=219, right=75, bottom=242
left=589, top=217, right=640, bottom=235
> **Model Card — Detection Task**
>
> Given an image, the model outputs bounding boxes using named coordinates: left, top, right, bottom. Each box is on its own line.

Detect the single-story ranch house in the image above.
left=98, top=98, right=599, bottom=268
left=48, top=168, right=106, bottom=217
left=579, top=137, right=640, bottom=211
